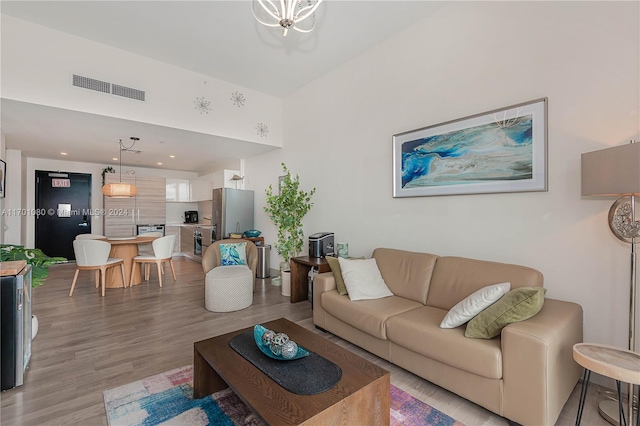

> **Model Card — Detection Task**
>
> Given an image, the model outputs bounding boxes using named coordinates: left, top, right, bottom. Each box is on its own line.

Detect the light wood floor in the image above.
left=0, top=257, right=613, bottom=425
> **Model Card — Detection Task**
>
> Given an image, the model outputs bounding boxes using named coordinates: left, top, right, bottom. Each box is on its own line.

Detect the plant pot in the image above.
left=281, top=271, right=291, bottom=297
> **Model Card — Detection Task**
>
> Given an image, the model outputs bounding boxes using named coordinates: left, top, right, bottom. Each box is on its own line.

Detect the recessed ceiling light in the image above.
left=157, top=162, right=163, bottom=165
left=112, top=157, right=118, bottom=161
left=169, top=155, right=175, bottom=158
left=60, top=152, right=67, bottom=155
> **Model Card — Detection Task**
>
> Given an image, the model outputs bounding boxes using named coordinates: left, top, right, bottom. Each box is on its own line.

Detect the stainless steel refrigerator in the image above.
left=211, top=188, right=254, bottom=240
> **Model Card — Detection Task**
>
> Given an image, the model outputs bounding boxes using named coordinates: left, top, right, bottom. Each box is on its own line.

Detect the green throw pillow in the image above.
left=325, top=256, right=364, bottom=296
left=464, top=287, right=546, bottom=339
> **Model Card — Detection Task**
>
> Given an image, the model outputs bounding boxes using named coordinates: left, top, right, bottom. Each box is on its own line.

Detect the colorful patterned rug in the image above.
left=103, top=365, right=465, bottom=426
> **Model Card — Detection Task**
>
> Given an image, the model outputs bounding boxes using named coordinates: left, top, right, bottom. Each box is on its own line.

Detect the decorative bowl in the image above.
left=253, top=324, right=309, bottom=361
left=244, top=230, right=262, bottom=238
left=229, top=233, right=242, bottom=239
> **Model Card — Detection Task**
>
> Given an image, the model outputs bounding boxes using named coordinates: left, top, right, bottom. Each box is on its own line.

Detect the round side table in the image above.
left=573, top=343, right=640, bottom=426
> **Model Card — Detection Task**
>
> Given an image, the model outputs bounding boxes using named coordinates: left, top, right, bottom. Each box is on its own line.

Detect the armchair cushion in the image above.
left=202, top=239, right=258, bottom=284
left=220, top=242, right=248, bottom=266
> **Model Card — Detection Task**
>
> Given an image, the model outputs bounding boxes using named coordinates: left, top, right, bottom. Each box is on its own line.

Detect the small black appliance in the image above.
left=184, top=211, right=198, bottom=223
left=309, top=232, right=334, bottom=258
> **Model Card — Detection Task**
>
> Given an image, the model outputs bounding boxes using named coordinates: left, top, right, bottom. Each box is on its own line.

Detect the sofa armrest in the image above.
left=313, top=272, right=336, bottom=329
left=501, top=298, right=583, bottom=426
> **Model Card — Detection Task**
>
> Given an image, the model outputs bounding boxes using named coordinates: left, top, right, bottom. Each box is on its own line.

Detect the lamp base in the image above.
left=599, top=399, right=621, bottom=425
left=599, top=398, right=638, bottom=426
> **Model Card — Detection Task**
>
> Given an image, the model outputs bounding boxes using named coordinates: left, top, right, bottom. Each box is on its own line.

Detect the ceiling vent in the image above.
left=72, top=74, right=145, bottom=101
left=112, top=84, right=145, bottom=102
left=73, top=74, right=110, bottom=94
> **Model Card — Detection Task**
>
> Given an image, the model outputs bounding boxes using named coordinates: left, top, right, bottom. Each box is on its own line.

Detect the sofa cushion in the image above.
left=440, top=282, right=511, bottom=328
left=465, top=287, right=547, bottom=339
left=321, top=290, right=423, bottom=340
left=326, top=256, right=365, bottom=295
left=372, top=248, right=438, bottom=304
left=339, top=257, right=394, bottom=301
left=427, top=256, right=543, bottom=311
left=386, top=306, right=503, bottom=380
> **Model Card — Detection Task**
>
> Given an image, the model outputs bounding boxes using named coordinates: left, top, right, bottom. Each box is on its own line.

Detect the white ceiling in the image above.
left=1, top=1, right=441, bottom=173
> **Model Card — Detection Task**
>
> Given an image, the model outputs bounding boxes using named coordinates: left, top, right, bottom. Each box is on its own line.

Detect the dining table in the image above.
left=101, top=236, right=159, bottom=288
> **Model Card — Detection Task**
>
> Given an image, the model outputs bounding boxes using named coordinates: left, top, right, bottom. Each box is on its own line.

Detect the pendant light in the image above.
left=102, top=138, right=138, bottom=197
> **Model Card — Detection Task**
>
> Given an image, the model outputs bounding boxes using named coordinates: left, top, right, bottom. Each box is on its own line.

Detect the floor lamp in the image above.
left=582, top=141, right=639, bottom=426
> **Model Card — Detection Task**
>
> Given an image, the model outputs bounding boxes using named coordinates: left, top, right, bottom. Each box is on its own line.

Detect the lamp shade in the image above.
left=102, top=182, right=138, bottom=197
left=581, top=142, right=640, bottom=196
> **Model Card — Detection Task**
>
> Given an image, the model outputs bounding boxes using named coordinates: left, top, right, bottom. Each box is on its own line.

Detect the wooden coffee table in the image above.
left=194, top=318, right=390, bottom=425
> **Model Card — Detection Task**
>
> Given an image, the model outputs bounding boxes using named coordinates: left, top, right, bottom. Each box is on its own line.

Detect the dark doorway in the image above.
left=35, top=171, right=92, bottom=260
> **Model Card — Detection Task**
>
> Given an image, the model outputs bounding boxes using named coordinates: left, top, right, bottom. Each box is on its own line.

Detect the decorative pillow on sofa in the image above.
left=465, top=287, right=547, bottom=339
left=439, top=282, right=511, bottom=329
left=326, top=256, right=364, bottom=295
left=338, top=257, right=393, bottom=301
left=219, top=242, right=247, bottom=266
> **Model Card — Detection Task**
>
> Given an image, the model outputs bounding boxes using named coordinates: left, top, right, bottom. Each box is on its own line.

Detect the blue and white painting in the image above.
left=402, top=115, right=533, bottom=189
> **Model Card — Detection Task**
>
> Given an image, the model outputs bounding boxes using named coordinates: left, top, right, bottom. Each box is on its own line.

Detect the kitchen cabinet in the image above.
left=103, top=174, right=136, bottom=237
left=103, top=174, right=166, bottom=237
left=166, top=179, right=190, bottom=202
left=180, top=225, right=194, bottom=256
left=190, top=179, right=213, bottom=202
left=135, top=176, right=166, bottom=224
left=165, top=225, right=181, bottom=256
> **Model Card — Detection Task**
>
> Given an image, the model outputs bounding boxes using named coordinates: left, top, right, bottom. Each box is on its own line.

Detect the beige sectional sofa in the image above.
left=313, top=248, right=583, bottom=426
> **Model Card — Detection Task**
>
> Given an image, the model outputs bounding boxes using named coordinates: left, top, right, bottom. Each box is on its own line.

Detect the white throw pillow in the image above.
left=338, top=257, right=394, bottom=301
left=439, top=282, right=511, bottom=329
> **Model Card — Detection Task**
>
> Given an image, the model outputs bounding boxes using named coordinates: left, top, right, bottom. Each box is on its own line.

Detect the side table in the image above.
left=573, top=343, right=640, bottom=426
left=290, top=256, right=331, bottom=303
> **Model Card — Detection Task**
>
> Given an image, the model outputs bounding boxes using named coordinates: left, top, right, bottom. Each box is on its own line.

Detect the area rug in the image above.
left=103, top=365, right=465, bottom=426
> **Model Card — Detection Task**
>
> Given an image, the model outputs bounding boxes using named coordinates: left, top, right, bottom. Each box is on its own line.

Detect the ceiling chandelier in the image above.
left=102, top=137, right=139, bottom=198
left=252, top=0, right=323, bottom=36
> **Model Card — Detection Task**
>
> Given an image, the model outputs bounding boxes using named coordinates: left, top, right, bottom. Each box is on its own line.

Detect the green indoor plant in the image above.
left=101, top=166, right=115, bottom=185
left=264, top=163, right=316, bottom=275
left=0, top=244, right=67, bottom=288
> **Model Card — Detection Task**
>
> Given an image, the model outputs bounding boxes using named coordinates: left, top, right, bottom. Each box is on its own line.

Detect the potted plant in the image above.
left=264, top=163, right=316, bottom=296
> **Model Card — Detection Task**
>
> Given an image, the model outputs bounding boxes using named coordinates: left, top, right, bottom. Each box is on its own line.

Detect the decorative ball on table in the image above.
left=281, top=340, right=299, bottom=359
left=261, top=329, right=276, bottom=346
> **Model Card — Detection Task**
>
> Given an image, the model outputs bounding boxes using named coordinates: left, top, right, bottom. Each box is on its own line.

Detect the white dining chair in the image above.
left=137, top=231, right=163, bottom=256
left=75, top=234, right=106, bottom=240
left=130, top=235, right=176, bottom=288
left=70, top=239, right=126, bottom=297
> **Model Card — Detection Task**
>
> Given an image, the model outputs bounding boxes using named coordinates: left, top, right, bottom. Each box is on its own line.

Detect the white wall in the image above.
left=245, top=1, right=640, bottom=351
left=4, top=149, right=24, bottom=244
left=0, top=132, right=5, bottom=244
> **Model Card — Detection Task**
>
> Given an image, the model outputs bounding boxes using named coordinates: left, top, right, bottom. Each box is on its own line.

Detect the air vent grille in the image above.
left=112, top=84, right=145, bottom=101
left=72, top=74, right=145, bottom=102
left=72, top=74, right=110, bottom=93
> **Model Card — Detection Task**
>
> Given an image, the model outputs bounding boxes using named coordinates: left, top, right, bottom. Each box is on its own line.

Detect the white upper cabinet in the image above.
left=166, top=178, right=191, bottom=202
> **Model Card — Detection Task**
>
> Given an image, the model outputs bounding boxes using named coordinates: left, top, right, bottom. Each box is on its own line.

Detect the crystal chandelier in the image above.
left=252, top=0, right=323, bottom=36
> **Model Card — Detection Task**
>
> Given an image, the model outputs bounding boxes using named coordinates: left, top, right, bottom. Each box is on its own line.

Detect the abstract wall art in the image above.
left=392, top=98, right=547, bottom=197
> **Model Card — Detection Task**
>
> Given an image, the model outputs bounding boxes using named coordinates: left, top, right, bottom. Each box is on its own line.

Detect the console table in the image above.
left=290, top=256, right=331, bottom=303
